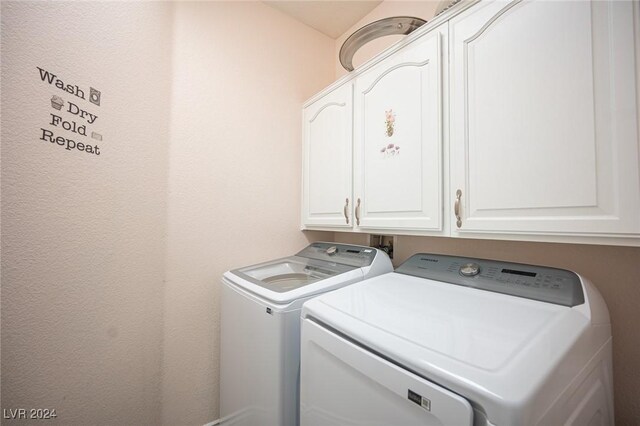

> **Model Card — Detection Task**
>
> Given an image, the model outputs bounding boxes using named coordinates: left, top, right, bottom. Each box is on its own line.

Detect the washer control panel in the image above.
left=325, top=246, right=338, bottom=256
left=298, top=242, right=378, bottom=267
left=396, top=253, right=585, bottom=307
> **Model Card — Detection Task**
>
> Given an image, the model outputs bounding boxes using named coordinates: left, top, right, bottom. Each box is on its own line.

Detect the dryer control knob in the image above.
left=326, top=246, right=338, bottom=255
left=460, top=262, right=481, bottom=277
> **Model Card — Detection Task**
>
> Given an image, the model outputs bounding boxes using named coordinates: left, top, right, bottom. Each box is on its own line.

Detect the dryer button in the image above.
left=460, top=263, right=481, bottom=277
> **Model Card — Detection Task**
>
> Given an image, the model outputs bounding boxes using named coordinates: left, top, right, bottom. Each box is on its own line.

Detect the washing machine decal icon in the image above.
left=89, top=87, right=101, bottom=106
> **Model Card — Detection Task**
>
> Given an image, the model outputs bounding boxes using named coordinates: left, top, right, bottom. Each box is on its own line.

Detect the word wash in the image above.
left=36, top=66, right=103, bottom=156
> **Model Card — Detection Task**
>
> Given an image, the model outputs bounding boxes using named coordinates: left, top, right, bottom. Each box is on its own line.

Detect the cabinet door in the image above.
left=302, top=83, right=353, bottom=228
left=353, top=27, right=445, bottom=231
left=450, top=0, right=640, bottom=237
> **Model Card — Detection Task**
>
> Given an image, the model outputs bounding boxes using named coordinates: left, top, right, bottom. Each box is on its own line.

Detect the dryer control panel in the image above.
left=396, top=254, right=585, bottom=307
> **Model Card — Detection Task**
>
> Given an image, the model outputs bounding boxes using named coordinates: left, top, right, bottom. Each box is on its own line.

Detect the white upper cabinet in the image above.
left=302, top=83, right=353, bottom=228
left=301, top=0, right=640, bottom=245
left=353, top=25, right=446, bottom=231
left=450, top=0, right=640, bottom=238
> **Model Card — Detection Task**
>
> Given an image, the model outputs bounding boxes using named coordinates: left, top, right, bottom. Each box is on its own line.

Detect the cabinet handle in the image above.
left=355, top=198, right=361, bottom=226
left=454, top=189, right=462, bottom=228
left=343, top=198, right=350, bottom=224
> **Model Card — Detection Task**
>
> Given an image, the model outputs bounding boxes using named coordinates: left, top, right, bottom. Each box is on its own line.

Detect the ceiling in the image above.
left=264, top=1, right=383, bottom=39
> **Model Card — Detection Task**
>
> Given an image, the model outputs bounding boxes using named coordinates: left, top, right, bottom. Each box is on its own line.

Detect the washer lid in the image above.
left=231, top=256, right=355, bottom=293
left=228, top=243, right=379, bottom=295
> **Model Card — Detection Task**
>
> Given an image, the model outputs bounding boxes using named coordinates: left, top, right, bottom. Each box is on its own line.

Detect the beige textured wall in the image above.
left=1, top=2, right=334, bottom=425
left=161, top=3, right=334, bottom=425
left=1, top=1, right=173, bottom=424
left=334, top=1, right=440, bottom=78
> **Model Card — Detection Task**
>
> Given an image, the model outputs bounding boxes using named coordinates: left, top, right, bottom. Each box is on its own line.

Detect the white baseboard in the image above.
left=203, top=420, right=220, bottom=426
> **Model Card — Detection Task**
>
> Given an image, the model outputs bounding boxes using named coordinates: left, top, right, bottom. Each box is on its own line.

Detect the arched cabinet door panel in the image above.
left=450, top=0, right=640, bottom=237
left=353, top=24, right=446, bottom=231
left=302, top=83, right=353, bottom=228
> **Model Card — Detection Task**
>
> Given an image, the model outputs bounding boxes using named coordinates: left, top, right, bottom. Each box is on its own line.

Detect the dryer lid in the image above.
left=303, top=272, right=590, bottom=424
left=305, top=272, right=574, bottom=372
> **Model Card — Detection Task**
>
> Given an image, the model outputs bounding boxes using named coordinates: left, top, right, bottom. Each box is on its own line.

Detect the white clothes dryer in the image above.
left=300, top=253, right=613, bottom=426
left=220, top=242, right=392, bottom=426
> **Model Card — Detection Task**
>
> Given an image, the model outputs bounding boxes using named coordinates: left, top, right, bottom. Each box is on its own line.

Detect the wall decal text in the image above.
left=36, top=66, right=103, bottom=156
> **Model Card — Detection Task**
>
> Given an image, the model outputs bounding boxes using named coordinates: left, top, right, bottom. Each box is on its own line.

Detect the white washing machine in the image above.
left=220, top=242, right=392, bottom=426
left=300, top=253, right=613, bottom=426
